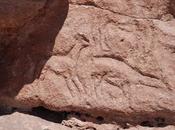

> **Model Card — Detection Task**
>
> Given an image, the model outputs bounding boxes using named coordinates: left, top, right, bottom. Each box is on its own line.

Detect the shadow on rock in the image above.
left=0, top=0, right=69, bottom=105
left=169, top=0, right=175, bottom=18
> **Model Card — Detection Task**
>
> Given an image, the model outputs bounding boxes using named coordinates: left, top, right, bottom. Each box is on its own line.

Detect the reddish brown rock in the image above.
left=0, top=0, right=175, bottom=130
left=62, top=117, right=175, bottom=130
left=16, top=0, right=175, bottom=124
left=0, top=112, right=174, bottom=130
left=0, top=112, right=73, bottom=130
left=0, top=0, right=46, bottom=29
left=69, top=0, right=170, bottom=18
left=0, top=0, right=69, bottom=106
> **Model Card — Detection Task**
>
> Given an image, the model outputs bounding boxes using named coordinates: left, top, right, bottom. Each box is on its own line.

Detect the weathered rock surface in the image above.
left=0, top=112, right=73, bottom=130
left=62, top=117, right=175, bottom=130
left=0, top=0, right=175, bottom=129
left=0, top=112, right=175, bottom=130
left=16, top=0, right=175, bottom=125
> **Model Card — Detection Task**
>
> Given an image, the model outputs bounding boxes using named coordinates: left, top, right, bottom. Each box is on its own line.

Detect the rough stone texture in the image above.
left=0, top=112, right=73, bottom=130
left=0, top=112, right=175, bottom=130
left=0, top=0, right=175, bottom=130
left=62, top=117, right=175, bottom=130
left=16, top=0, right=175, bottom=124
left=69, top=0, right=170, bottom=19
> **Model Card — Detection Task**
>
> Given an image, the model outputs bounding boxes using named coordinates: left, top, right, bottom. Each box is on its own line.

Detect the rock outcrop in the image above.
left=0, top=0, right=175, bottom=130
left=1, top=112, right=175, bottom=130
left=0, top=112, right=73, bottom=130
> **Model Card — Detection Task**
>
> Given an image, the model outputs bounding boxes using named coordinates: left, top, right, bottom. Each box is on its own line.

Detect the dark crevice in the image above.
left=0, top=105, right=174, bottom=129
left=140, top=121, right=154, bottom=127
left=70, top=1, right=98, bottom=8
left=140, top=117, right=167, bottom=128
left=0, top=106, right=68, bottom=123
left=29, top=106, right=68, bottom=123
left=0, top=105, right=13, bottom=116
left=96, top=116, right=104, bottom=122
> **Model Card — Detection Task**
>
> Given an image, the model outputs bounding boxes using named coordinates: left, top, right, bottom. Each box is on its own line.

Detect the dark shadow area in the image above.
left=0, top=105, right=13, bottom=116
left=30, top=106, right=68, bottom=123
left=169, top=0, right=175, bottom=18
left=0, top=106, right=68, bottom=123
left=0, top=105, right=173, bottom=129
left=140, top=121, right=154, bottom=127
left=140, top=117, right=167, bottom=128
left=0, top=0, right=69, bottom=100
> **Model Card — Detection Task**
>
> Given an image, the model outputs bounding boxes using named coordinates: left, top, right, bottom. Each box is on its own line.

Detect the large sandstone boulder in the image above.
left=0, top=0, right=175, bottom=129
left=17, top=0, right=175, bottom=123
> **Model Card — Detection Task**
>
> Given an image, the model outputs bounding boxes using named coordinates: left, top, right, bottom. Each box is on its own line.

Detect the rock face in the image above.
left=0, top=0, right=175, bottom=130
left=0, top=112, right=73, bottom=130
left=0, top=112, right=175, bottom=130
